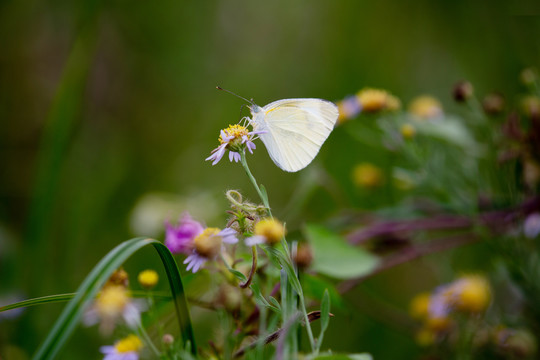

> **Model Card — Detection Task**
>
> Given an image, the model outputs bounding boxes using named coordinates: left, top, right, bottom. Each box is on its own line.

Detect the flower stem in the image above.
left=239, top=149, right=316, bottom=353
left=137, top=321, right=160, bottom=357
left=240, top=150, right=272, bottom=217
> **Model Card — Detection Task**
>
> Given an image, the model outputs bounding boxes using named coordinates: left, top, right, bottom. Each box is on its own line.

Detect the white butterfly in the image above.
left=248, top=98, right=339, bottom=172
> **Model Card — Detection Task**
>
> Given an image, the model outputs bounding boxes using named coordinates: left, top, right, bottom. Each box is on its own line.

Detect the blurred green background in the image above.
left=1, top=0, right=539, bottom=358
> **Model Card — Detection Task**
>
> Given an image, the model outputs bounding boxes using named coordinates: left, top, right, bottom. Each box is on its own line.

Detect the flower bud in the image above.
left=106, top=268, right=129, bottom=288
left=293, top=243, right=313, bottom=269
left=482, top=93, right=505, bottom=115
left=520, top=67, right=538, bottom=86
left=400, top=123, right=416, bottom=139
left=162, top=334, right=174, bottom=346
left=137, top=269, right=159, bottom=289
left=521, top=96, right=540, bottom=119
left=452, top=81, right=474, bottom=102
left=452, top=275, right=491, bottom=313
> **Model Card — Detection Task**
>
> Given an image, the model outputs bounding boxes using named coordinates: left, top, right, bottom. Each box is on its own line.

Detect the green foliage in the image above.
left=305, top=225, right=379, bottom=279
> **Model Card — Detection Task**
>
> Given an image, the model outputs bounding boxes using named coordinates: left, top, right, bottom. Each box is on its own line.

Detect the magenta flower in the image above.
left=165, top=213, right=204, bottom=255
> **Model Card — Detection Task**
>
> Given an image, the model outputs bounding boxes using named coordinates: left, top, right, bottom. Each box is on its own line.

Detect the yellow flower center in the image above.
left=96, top=286, right=129, bottom=318
left=453, top=275, right=491, bottom=313
left=254, top=219, right=285, bottom=245
left=409, top=96, right=443, bottom=119
left=194, top=227, right=222, bottom=258
left=220, top=125, right=249, bottom=143
left=356, top=88, right=389, bottom=113
left=137, top=269, right=159, bottom=289
left=114, top=334, right=143, bottom=353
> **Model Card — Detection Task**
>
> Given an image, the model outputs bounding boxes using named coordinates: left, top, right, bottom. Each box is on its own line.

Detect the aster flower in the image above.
left=83, top=285, right=145, bottom=334
left=206, top=123, right=263, bottom=165
left=165, top=213, right=204, bottom=255
left=184, top=227, right=238, bottom=273
left=100, top=334, right=143, bottom=360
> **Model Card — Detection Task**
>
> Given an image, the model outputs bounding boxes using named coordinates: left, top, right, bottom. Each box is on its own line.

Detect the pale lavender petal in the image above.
left=191, top=257, right=206, bottom=273
left=245, top=235, right=265, bottom=247
left=229, top=151, right=241, bottom=162
left=184, top=254, right=207, bottom=273
left=246, top=141, right=256, bottom=154
left=220, top=130, right=234, bottom=142
left=100, top=346, right=115, bottom=355
left=524, top=213, right=540, bottom=239
left=340, top=95, right=362, bottom=118
left=123, top=303, right=141, bottom=328
left=206, top=144, right=227, bottom=165
left=219, top=228, right=238, bottom=244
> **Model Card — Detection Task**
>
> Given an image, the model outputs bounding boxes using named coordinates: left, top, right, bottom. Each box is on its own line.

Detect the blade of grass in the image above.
left=32, top=237, right=195, bottom=360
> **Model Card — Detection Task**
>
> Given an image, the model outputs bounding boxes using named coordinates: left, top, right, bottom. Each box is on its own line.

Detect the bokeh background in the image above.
left=1, top=0, right=539, bottom=358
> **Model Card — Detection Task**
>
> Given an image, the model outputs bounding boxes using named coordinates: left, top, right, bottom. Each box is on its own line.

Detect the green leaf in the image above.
left=316, top=289, right=331, bottom=352
left=259, top=184, right=269, bottom=206
left=263, top=245, right=303, bottom=295
left=251, top=283, right=280, bottom=314
left=228, top=268, right=248, bottom=282
left=320, top=289, right=330, bottom=336
left=33, top=238, right=195, bottom=360
left=304, top=225, right=379, bottom=280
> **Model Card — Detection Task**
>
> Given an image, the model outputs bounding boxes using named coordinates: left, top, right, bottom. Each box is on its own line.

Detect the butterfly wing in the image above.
left=253, top=98, right=339, bottom=172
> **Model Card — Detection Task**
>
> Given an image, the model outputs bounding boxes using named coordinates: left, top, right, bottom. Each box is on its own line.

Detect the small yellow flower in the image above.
left=194, top=227, right=223, bottom=258
left=409, top=96, right=443, bottom=119
left=400, top=123, right=416, bottom=139
left=409, top=292, right=431, bottom=320
left=356, top=88, right=389, bottom=113
left=138, top=269, right=159, bottom=289
left=452, top=275, right=491, bottom=313
left=254, top=218, right=285, bottom=245
left=115, top=334, right=143, bottom=353
left=352, top=163, right=384, bottom=188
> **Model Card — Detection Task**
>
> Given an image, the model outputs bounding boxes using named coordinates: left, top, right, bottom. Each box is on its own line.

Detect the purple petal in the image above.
left=165, top=213, right=204, bottom=255
left=206, top=144, right=227, bottom=165
left=246, top=141, right=256, bottom=154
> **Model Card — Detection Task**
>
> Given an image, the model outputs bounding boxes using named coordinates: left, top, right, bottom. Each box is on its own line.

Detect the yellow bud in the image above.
left=137, top=269, right=159, bottom=289
left=400, top=123, right=416, bottom=139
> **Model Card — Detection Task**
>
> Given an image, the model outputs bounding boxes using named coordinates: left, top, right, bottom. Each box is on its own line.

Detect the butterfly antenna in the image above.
left=216, top=86, right=255, bottom=105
